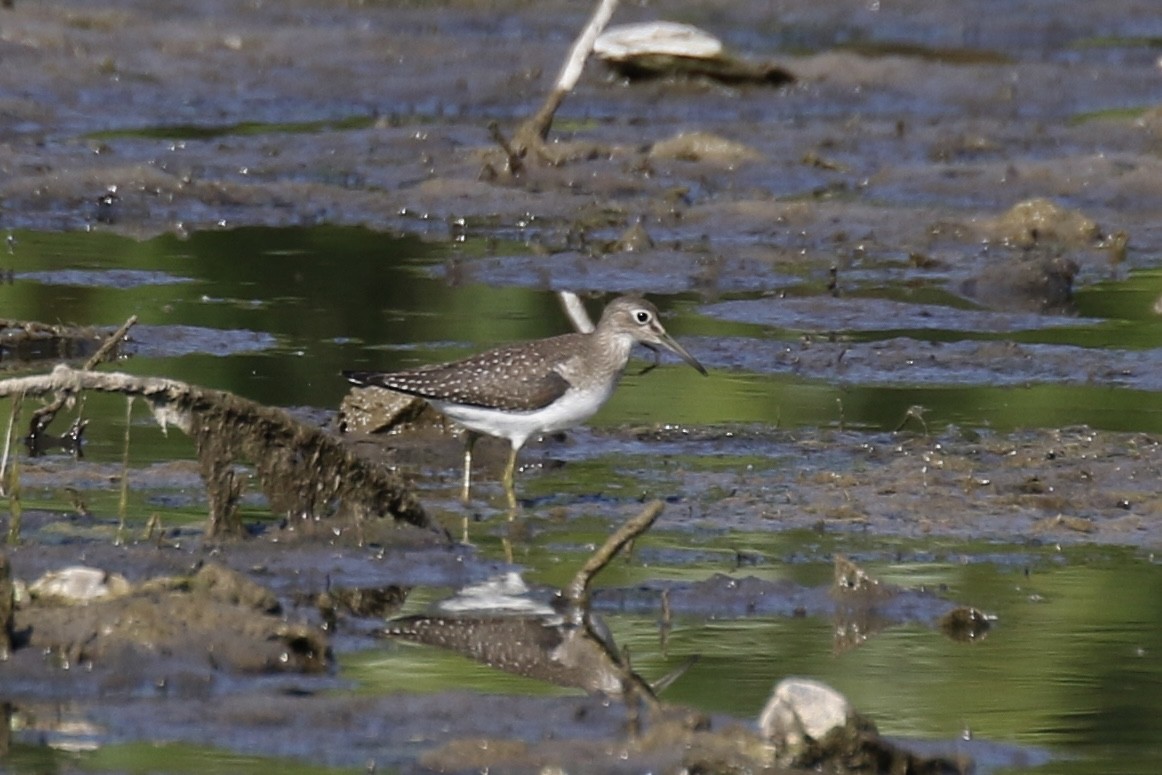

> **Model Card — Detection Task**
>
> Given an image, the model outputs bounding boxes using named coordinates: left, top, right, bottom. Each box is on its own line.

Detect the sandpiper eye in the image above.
left=635, top=310, right=651, bottom=324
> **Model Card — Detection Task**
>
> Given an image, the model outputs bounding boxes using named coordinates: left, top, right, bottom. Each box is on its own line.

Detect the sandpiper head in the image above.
left=600, top=296, right=708, bottom=375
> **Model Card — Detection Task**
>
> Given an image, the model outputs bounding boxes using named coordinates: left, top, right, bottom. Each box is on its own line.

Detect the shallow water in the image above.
left=6, top=226, right=1162, bottom=444
left=5, top=0, right=1162, bottom=771
left=5, top=227, right=1162, bottom=773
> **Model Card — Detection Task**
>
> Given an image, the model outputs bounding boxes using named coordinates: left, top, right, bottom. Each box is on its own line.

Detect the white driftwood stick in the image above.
left=554, top=0, right=621, bottom=92
left=0, top=364, right=187, bottom=400
left=557, top=291, right=596, bottom=333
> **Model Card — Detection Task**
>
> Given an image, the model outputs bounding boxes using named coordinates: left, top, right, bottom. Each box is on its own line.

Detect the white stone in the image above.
left=758, top=677, right=853, bottom=747
left=594, top=22, right=723, bottom=62
left=29, top=566, right=131, bottom=603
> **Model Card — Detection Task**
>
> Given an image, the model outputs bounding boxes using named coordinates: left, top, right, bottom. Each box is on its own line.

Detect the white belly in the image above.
left=431, top=383, right=614, bottom=451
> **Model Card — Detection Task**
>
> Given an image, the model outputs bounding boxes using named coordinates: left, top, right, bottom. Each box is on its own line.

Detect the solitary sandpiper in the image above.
left=343, top=295, right=706, bottom=505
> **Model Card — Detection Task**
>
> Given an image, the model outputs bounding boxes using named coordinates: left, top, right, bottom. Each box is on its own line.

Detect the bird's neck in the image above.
left=588, top=326, right=636, bottom=376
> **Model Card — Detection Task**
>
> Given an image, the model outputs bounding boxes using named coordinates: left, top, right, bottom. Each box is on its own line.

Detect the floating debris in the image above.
left=0, top=318, right=117, bottom=367
left=594, top=21, right=794, bottom=85
left=595, top=21, right=724, bottom=61
left=939, top=606, right=995, bottom=642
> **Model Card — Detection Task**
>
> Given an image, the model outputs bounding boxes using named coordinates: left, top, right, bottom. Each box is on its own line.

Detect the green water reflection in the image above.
left=71, top=743, right=364, bottom=775
left=343, top=541, right=1162, bottom=774
left=5, top=225, right=1162, bottom=459
left=0, top=221, right=1154, bottom=496
left=5, top=226, right=1162, bottom=774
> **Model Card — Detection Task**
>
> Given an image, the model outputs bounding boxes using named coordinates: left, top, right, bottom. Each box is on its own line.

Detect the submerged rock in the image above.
left=649, top=131, right=764, bottom=167
left=981, top=197, right=1102, bottom=248
left=959, top=254, right=1078, bottom=313
left=338, top=383, right=435, bottom=435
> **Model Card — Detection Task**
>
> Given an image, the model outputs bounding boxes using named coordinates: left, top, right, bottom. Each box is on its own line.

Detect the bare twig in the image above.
left=487, top=121, right=524, bottom=176
left=4, top=464, right=18, bottom=546
left=558, top=499, right=666, bottom=710
left=0, top=392, right=19, bottom=497
left=116, top=396, right=134, bottom=544
left=84, top=315, right=137, bottom=371
left=0, top=365, right=184, bottom=400
left=497, top=0, right=620, bottom=165
left=566, top=499, right=663, bottom=605
left=26, top=314, right=137, bottom=448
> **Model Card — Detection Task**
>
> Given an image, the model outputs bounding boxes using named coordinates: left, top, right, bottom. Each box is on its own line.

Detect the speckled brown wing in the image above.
left=344, top=334, right=580, bottom=411
left=386, top=615, right=620, bottom=693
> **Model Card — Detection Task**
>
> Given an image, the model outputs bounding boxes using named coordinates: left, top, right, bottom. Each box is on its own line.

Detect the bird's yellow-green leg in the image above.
left=460, top=431, right=480, bottom=504
left=502, top=446, right=519, bottom=513
left=460, top=431, right=480, bottom=545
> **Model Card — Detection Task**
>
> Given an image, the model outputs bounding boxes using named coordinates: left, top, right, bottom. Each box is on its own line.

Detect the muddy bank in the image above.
left=2, top=0, right=1160, bottom=297
left=3, top=0, right=1162, bottom=772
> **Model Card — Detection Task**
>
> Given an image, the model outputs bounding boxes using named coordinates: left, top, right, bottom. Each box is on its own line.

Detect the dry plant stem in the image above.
left=0, top=391, right=19, bottom=497
left=567, top=499, right=663, bottom=605
left=5, top=448, right=20, bottom=546
left=143, top=512, right=161, bottom=543
left=27, top=314, right=137, bottom=441
left=116, top=395, right=133, bottom=543
left=3, top=393, right=21, bottom=544
left=85, top=314, right=137, bottom=370
left=0, top=553, right=12, bottom=661
left=5, top=453, right=19, bottom=546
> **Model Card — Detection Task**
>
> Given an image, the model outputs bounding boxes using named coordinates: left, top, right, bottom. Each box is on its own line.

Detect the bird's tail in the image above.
left=342, top=370, right=381, bottom=387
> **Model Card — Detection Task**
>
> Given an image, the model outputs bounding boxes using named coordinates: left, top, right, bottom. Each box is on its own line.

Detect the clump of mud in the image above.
left=10, top=561, right=328, bottom=682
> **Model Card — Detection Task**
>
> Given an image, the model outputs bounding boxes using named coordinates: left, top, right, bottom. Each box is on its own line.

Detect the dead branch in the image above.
left=490, top=0, right=620, bottom=169
left=0, top=392, right=19, bottom=498
left=84, top=315, right=137, bottom=371
left=26, top=315, right=136, bottom=449
left=566, top=499, right=663, bottom=605
left=0, top=318, right=115, bottom=360
left=562, top=499, right=666, bottom=707
left=0, top=365, right=438, bottom=540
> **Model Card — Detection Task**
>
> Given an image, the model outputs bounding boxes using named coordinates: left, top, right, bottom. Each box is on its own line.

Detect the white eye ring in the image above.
left=634, top=310, right=651, bottom=324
